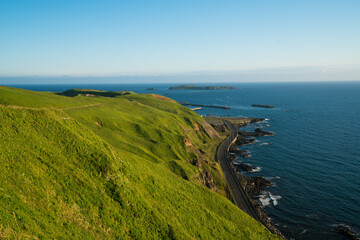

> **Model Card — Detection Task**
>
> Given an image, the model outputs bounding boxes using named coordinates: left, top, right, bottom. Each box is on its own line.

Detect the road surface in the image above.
left=218, top=120, right=261, bottom=221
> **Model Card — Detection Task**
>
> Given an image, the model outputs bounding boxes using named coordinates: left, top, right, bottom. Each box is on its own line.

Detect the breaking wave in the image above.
left=258, top=191, right=282, bottom=207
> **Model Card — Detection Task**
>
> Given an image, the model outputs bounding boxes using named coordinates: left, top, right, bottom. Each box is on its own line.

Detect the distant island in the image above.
left=169, top=84, right=236, bottom=90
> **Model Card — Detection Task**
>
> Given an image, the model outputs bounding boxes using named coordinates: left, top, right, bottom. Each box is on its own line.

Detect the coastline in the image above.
left=206, top=116, right=285, bottom=239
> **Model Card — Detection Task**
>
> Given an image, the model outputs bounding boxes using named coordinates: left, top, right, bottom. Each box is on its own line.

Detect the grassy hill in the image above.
left=0, top=86, right=280, bottom=239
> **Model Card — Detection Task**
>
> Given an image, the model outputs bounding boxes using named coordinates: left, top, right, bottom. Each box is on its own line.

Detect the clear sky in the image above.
left=0, top=0, right=360, bottom=82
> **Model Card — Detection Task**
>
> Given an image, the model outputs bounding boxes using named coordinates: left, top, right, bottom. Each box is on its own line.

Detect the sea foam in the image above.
left=259, top=191, right=282, bottom=207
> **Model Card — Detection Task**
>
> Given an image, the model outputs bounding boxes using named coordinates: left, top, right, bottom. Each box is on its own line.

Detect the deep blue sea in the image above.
left=6, top=82, right=360, bottom=239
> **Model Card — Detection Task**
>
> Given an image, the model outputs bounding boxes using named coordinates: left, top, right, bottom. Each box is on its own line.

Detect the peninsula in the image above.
left=169, top=84, right=236, bottom=90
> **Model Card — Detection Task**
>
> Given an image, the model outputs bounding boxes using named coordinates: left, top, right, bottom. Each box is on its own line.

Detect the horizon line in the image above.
left=1, top=64, right=360, bottom=78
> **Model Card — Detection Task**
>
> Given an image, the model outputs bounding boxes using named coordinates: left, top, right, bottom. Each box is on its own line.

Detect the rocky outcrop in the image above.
left=229, top=144, right=248, bottom=154
left=234, top=163, right=257, bottom=172
left=210, top=123, right=227, bottom=132
left=334, top=225, right=359, bottom=240
left=254, top=128, right=275, bottom=136
left=238, top=128, right=274, bottom=138
left=236, top=174, right=284, bottom=238
left=184, top=137, right=193, bottom=146
left=245, top=177, right=273, bottom=197
left=201, top=120, right=221, bottom=138
left=235, top=136, right=257, bottom=146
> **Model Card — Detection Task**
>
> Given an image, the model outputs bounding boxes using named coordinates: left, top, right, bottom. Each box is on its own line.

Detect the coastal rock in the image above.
left=254, top=128, right=275, bottom=136
left=235, top=174, right=285, bottom=238
left=235, top=137, right=257, bottom=146
left=240, top=129, right=275, bottom=137
left=245, top=176, right=273, bottom=197
left=250, top=118, right=266, bottom=123
left=236, top=174, right=273, bottom=198
left=233, top=163, right=256, bottom=172
left=335, top=225, right=359, bottom=240
left=229, top=144, right=248, bottom=154
left=229, top=153, right=237, bottom=161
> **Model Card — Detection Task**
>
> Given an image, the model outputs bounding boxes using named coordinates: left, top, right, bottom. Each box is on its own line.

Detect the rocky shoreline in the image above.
left=207, top=116, right=360, bottom=240
left=207, top=117, right=285, bottom=238
left=228, top=122, right=283, bottom=238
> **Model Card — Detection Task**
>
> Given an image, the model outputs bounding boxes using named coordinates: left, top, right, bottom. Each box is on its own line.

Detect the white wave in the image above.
left=266, top=176, right=281, bottom=180
left=258, top=193, right=271, bottom=207
left=251, top=167, right=261, bottom=172
left=258, top=191, right=281, bottom=207
left=269, top=192, right=282, bottom=206
left=265, top=118, right=270, bottom=121
left=259, top=142, right=272, bottom=145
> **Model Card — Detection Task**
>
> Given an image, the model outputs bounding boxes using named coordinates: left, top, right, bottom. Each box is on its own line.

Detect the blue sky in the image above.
left=0, top=0, right=360, bottom=82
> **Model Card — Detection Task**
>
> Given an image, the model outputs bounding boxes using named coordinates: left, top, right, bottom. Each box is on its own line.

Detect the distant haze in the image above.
left=1, top=65, right=359, bottom=84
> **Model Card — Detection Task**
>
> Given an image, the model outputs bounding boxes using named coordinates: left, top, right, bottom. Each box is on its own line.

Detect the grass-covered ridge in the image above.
left=0, top=86, right=279, bottom=239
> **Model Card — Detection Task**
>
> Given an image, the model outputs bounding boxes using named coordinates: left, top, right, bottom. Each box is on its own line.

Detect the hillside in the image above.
left=0, top=86, right=280, bottom=239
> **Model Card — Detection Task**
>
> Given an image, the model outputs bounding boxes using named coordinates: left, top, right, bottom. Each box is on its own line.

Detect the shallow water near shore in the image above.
left=9, top=81, right=360, bottom=239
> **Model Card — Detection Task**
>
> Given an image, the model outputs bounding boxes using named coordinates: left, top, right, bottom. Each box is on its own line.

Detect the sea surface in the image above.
left=6, top=81, right=360, bottom=239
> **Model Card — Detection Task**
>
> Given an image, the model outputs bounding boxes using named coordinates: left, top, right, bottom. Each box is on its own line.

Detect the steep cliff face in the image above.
left=0, top=86, right=280, bottom=239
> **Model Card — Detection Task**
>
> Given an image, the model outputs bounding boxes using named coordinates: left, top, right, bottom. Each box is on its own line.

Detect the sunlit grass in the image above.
left=0, top=86, right=280, bottom=239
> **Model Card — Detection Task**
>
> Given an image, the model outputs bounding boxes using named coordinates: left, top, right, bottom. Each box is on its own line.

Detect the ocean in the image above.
left=6, top=81, right=360, bottom=239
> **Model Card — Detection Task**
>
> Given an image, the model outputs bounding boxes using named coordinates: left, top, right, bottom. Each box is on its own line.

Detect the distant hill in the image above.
left=0, top=86, right=279, bottom=239
left=169, top=84, right=236, bottom=90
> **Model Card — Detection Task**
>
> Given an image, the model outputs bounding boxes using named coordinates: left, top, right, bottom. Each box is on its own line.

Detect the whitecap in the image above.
left=269, top=192, right=282, bottom=206
left=258, top=191, right=281, bottom=207
left=251, top=167, right=261, bottom=172
left=258, top=193, right=271, bottom=207
left=265, top=176, right=280, bottom=181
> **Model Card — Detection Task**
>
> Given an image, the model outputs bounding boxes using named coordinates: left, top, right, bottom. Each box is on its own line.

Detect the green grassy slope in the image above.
left=0, top=86, right=280, bottom=239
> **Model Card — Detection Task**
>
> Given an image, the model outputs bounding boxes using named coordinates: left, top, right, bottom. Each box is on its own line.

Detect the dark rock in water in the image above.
left=229, top=153, right=237, bottom=161
left=250, top=118, right=266, bottom=123
left=234, top=163, right=256, bottom=172
left=235, top=174, right=284, bottom=238
left=241, top=128, right=275, bottom=137
left=335, top=225, right=359, bottom=240
left=229, top=144, right=248, bottom=154
left=254, top=128, right=275, bottom=136
left=245, top=177, right=273, bottom=198
left=235, top=137, right=257, bottom=146
left=242, top=154, right=251, bottom=158
left=146, top=88, right=156, bottom=91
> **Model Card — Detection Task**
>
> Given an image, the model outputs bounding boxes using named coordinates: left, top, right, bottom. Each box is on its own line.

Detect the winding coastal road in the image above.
left=218, top=120, right=261, bottom=221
